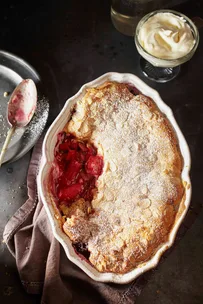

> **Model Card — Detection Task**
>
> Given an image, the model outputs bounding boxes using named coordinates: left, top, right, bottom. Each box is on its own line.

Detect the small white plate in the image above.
left=0, top=50, right=49, bottom=164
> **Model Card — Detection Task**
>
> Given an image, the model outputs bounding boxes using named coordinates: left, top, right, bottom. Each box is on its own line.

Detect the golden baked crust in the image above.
left=61, top=81, right=184, bottom=273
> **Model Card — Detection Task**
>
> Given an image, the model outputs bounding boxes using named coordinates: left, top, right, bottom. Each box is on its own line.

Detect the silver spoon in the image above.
left=0, top=79, right=37, bottom=166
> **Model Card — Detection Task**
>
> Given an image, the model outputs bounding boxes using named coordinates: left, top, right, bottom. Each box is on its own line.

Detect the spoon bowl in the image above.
left=7, top=79, right=37, bottom=128
left=0, top=79, right=37, bottom=166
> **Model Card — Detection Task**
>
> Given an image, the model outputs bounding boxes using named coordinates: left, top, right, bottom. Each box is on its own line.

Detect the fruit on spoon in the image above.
left=7, top=79, right=37, bottom=127
left=0, top=79, right=37, bottom=166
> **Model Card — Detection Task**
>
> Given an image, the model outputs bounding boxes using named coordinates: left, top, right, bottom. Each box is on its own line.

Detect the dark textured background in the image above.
left=0, top=0, right=203, bottom=303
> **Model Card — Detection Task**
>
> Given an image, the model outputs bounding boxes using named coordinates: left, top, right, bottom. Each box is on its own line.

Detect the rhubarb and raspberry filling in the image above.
left=49, top=81, right=185, bottom=274
left=51, top=132, right=103, bottom=205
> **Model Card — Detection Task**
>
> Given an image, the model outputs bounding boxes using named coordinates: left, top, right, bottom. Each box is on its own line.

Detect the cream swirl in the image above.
left=138, top=12, right=195, bottom=59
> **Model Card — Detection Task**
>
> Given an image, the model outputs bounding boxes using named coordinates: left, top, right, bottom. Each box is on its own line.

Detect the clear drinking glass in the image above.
left=111, top=0, right=161, bottom=36
left=134, top=10, right=199, bottom=82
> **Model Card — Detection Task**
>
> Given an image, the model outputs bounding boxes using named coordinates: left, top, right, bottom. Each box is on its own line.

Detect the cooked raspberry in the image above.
left=85, top=155, right=103, bottom=177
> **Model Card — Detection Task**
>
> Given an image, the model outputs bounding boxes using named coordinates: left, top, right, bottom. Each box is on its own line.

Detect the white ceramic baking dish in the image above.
left=38, top=72, right=191, bottom=284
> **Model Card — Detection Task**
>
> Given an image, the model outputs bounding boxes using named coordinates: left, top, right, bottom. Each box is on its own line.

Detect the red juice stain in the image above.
left=15, top=108, right=26, bottom=122
left=12, top=92, right=23, bottom=104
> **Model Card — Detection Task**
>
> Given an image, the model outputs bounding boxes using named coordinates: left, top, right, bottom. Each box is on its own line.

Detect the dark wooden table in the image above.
left=0, top=1, right=203, bottom=303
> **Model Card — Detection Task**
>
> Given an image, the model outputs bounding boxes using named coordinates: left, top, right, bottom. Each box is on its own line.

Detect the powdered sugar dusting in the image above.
left=23, top=95, right=49, bottom=140
left=62, top=82, right=184, bottom=273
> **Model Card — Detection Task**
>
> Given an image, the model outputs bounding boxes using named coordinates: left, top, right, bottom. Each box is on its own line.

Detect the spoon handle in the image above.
left=0, top=126, right=16, bottom=167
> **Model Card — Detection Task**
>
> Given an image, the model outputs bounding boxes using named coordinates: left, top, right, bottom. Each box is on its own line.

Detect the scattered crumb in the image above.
left=3, top=92, right=9, bottom=97
left=157, top=290, right=160, bottom=294
left=7, top=168, right=13, bottom=174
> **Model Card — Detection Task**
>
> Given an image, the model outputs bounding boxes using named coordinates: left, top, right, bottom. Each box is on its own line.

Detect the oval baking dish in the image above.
left=38, top=72, right=191, bottom=284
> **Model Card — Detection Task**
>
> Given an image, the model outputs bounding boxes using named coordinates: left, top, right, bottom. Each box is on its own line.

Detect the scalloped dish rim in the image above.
left=38, top=72, right=191, bottom=284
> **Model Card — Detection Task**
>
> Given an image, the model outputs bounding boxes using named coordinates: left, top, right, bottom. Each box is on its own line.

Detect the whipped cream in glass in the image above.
left=135, top=10, right=199, bottom=82
left=138, top=12, right=195, bottom=60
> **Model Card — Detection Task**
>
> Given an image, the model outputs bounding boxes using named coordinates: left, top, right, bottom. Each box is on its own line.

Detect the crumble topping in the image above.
left=51, top=81, right=184, bottom=273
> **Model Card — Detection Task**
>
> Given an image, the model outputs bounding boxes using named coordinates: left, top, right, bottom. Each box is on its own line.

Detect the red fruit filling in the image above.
left=50, top=132, right=103, bottom=205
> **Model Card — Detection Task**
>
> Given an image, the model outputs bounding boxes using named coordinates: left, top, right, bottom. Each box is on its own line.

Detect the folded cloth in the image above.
left=3, top=137, right=150, bottom=304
